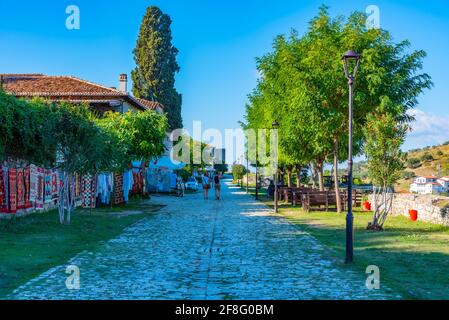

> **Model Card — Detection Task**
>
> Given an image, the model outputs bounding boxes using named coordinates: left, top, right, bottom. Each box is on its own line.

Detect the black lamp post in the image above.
left=272, top=120, right=279, bottom=213
left=255, top=159, right=259, bottom=200
left=342, top=50, right=361, bottom=264
left=246, top=148, right=249, bottom=193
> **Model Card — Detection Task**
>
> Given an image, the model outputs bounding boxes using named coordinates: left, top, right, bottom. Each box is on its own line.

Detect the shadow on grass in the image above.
left=281, top=209, right=449, bottom=300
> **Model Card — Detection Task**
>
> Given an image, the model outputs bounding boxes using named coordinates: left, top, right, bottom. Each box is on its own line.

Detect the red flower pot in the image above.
left=409, top=209, right=418, bottom=221
left=362, top=201, right=371, bottom=211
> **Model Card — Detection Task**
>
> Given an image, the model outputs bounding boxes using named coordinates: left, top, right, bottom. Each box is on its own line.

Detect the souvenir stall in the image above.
left=146, top=157, right=185, bottom=193
left=0, top=156, right=185, bottom=218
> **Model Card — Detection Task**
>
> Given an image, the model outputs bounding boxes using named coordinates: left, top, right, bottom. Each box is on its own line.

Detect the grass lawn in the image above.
left=233, top=183, right=449, bottom=300
left=271, top=201, right=449, bottom=300
left=0, top=200, right=164, bottom=297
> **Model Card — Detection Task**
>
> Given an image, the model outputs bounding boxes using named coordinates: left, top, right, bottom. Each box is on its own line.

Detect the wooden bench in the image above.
left=302, top=191, right=346, bottom=212
left=292, top=187, right=313, bottom=206
left=342, top=190, right=363, bottom=207
left=278, top=187, right=313, bottom=206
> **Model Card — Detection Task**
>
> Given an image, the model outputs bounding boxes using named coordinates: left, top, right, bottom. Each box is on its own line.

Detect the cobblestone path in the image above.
left=9, top=180, right=399, bottom=300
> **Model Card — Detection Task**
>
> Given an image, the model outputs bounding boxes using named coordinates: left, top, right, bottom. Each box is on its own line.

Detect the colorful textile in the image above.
left=97, top=173, right=114, bottom=205
left=51, top=170, right=59, bottom=201
left=0, top=167, right=7, bottom=213
left=29, top=165, right=38, bottom=203
left=113, top=173, right=124, bottom=205
left=16, top=168, right=25, bottom=209
left=123, top=170, right=134, bottom=202
left=44, top=169, right=52, bottom=203
left=8, top=168, right=17, bottom=214
left=74, top=174, right=83, bottom=207
left=82, top=174, right=97, bottom=208
left=132, top=171, right=144, bottom=195
left=24, top=166, right=32, bottom=209
left=35, top=167, right=45, bottom=210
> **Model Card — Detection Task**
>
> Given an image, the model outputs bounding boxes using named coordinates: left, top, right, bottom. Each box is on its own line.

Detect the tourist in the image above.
left=214, top=173, right=221, bottom=200
left=201, top=173, right=211, bottom=200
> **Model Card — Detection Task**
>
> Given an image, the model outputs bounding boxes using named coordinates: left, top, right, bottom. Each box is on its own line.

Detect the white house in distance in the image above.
left=410, top=176, right=449, bottom=194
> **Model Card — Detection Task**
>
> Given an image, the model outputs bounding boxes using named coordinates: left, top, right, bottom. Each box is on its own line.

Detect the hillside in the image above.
left=397, top=143, right=449, bottom=192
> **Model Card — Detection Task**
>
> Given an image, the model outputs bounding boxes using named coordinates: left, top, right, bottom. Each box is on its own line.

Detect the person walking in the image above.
left=201, top=173, right=211, bottom=200
left=214, top=173, right=221, bottom=200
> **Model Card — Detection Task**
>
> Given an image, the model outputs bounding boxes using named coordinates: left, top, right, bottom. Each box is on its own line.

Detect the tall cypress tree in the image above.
left=132, top=6, right=182, bottom=130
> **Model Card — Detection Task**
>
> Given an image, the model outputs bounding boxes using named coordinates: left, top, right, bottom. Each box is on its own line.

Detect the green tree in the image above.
left=244, top=6, right=432, bottom=212
left=97, top=110, right=168, bottom=165
left=50, top=103, right=123, bottom=224
left=232, top=164, right=248, bottom=187
left=0, top=92, right=57, bottom=166
left=132, top=6, right=182, bottom=130
left=406, top=157, right=421, bottom=169
left=365, top=104, right=407, bottom=230
left=214, top=163, right=229, bottom=174
left=171, top=134, right=212, bottom=175
left=421, top=152, right=434, bottom=162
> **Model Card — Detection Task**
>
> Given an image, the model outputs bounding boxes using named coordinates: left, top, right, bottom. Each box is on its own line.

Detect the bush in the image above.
left=407, top=157, right=421, bottom=169
left=176, top=168, right=191, bottom=182
left=421, top=152, right=434, bottom=162
left=402, top=171, right=416, bottom=180
left=437, top=150, right=444, bottom=157
left=231, top=164, right=248, bottom=182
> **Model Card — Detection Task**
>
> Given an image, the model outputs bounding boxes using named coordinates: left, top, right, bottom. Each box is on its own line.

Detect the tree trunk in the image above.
left=333, top=138, right=342, bottom=213
left=368, top=184, right=394, bottom=231
left=295, top=165, right=302, bottom=188
left=316, top=160, right=324, bottom=191
left=287, top=167, right=292, bottom=188
left=311, top=162, right=317, bottom=190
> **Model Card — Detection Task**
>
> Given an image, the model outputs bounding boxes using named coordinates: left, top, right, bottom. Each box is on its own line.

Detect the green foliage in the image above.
left=132, top=6, right=182, bottom=130
left=364, top=106, right=407, bottom=187
left=243, top=6, right=432, bottom=180
left=0, top=92, right=57, bottom=166
left=402, top=171, right=416, bottom=180
left=421, top=152, right=434, bottom=162
left=437, top=150, right=444, bottom=157
left=0, top=91, right=167, bottom=174
left=231, top=164, right=248, bottom=181
left=51, top=103, right=125, bottom=174
left=175, top=168, right=191, bottom=182
left=172, top=134, right=213, bottom=173
left=406, top=157, right=422, bottom=169
left=97, top=110, right=168, bottom=165
left=214, top=163, right=229, bottom=174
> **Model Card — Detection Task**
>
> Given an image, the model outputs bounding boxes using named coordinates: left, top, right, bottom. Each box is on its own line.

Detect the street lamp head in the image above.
left=272, top=120, right=279, bottom=129
left=342, top=50, right=360, bottom=61
left=342, top=50, right=361, bottom=80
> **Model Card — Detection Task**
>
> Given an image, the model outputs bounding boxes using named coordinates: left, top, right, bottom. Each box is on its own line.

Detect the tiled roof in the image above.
left=136, top=98, right=164, bottom=111
left=1, top=74, right=124, bottom=97
left=0, top=74, right=163, bottom=112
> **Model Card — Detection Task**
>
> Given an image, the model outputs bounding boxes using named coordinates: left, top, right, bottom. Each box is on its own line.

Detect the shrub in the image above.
left=402, top=171, right=416, bottom=180
left=407, top=157, right=421, bottom=169
left=421, top=152, right=434, bottom=162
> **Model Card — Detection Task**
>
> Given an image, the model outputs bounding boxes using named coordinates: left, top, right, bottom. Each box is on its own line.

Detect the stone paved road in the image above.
left=8, top=180, right=399, bottom=300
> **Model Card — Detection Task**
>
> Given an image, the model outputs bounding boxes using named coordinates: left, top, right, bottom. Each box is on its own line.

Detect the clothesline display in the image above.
left=0, top=160, right=180, bottom=216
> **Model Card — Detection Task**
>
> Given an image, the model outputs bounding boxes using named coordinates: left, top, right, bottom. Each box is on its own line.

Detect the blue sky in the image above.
left=1, top=0, right=448, bottom=163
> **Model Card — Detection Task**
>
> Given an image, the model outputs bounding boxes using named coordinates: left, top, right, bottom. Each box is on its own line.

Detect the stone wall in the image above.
left=369, top=193, right=449, bottom=226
